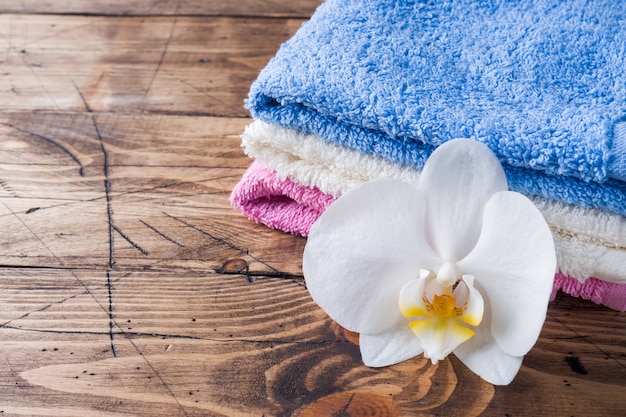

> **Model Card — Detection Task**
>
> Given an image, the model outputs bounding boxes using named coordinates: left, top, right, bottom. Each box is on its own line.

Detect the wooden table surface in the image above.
left=0, top=2, right=625, bottom=416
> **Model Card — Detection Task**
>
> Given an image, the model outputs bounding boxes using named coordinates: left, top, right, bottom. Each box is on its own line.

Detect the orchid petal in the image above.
left=398, top=272, right=430, bottom=318
left=453, top=327, right=523, bottom=386
left=360, top=327, right=424, bottom=367
left=458, top=191, right=556, bottom=357
left=457, top=275, right=484, bottom=327
left=417, top=139, right=508, bottom=261
left=303, top=179, right=439, bottom=335
left=453, top=297, right=523, bottom=385
left=409, top=318, right=475, bottom=364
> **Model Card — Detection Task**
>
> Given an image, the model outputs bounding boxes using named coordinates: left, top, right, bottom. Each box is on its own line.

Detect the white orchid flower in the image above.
left=303, top=139, right=557, bottom=385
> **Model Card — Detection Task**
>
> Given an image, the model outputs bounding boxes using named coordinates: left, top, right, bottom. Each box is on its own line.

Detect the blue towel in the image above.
left=247, top=0, right=626, bottom=215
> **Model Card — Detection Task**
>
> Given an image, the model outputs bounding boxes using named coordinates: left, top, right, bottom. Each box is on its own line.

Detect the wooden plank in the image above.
left=0, top=14, right=304, bottom=115
left=1, top=266, right=624, bottom=416
left=0, top=0, right=323, bottom=17
left=0, top=112, right=305, bottom=274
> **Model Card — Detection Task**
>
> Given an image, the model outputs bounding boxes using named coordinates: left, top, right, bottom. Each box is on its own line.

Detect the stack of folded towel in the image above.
left=231, top=0, right=626, bottom=311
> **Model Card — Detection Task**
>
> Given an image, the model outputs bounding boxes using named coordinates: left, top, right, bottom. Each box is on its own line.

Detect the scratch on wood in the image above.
left=215, top=259, right=304, bottom=284
left=247, top=270, right=303, bottom=280
left=91, top=109, right=120, bottom=360
left=19, top=51, right=59, bottom=109
left=72, top=80, right=93, bottom=112
left=0, top=200, right=63, bottom=269
left=91, top=113, right=115, bottom=268
left=166, top=213, right=248, bottom=254
left=143, top=0, right=181, bottom=100
left=98, top=174, right=242, bottom=202
left=1, top=122, right=85, bottom=177
left=2, top=321, right=331, bottom=346
left=112, top=224, right=149, bottom=255
left=140, top=219, right=184, bottom=247
left=1, top=323, right=200, bottom=340
left=0, top=292, right=82, bottom=328
left=0, top=178, right=18, bottom=197
left=177, top=77, right=223, bottom=104
left=164, top=212, right=284, bottom=275
left=118, top=317, right=191, bottom=417
left=106, top=271, right=117, bottom=357
left=333, top=393, right=355, bottom=417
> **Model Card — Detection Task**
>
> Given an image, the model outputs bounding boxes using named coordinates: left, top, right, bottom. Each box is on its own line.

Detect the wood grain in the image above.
left=0, top=2, right=625, bottom=416
left=0, top=112, right=305, bottom=274
left=0, top=14, right=304, bottom=116
left=0, top=0, right=323, bottom=17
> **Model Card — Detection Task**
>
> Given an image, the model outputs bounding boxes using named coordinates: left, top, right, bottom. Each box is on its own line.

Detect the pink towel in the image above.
left=551, top=274, right=626, bottom=311
left=231, top=161, right=626, bottom=312
left=230, top=162, right=334, bottom=237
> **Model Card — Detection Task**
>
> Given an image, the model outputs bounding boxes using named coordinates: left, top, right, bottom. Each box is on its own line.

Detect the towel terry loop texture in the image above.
left=247, top=0, right=626, bottom=215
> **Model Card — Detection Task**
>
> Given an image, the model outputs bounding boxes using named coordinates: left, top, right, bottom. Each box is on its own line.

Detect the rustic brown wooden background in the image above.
left=0, top=1, right=624, bottom=416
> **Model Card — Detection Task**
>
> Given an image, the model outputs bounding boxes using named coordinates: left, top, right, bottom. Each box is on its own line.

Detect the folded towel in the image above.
left=235, top=124, right=626, bottom=284
left=231, top=160, right=626, bottom=311
left=247, top=0, right=626, bottom=215
left=231, top=161, right=334, bottom=236
left=552, top=273, right=626, bottom=311
left=240, top=120, right=626, bottom=284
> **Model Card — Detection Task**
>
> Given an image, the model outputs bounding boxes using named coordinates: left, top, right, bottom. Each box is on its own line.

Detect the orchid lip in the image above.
left=399, top=271, right=485, bottom=363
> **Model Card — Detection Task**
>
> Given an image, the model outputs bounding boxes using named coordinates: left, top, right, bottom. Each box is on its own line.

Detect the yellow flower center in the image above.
left=432, top=294, right=456, bottom=316
left=423, top=292, right=464, bottom=318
